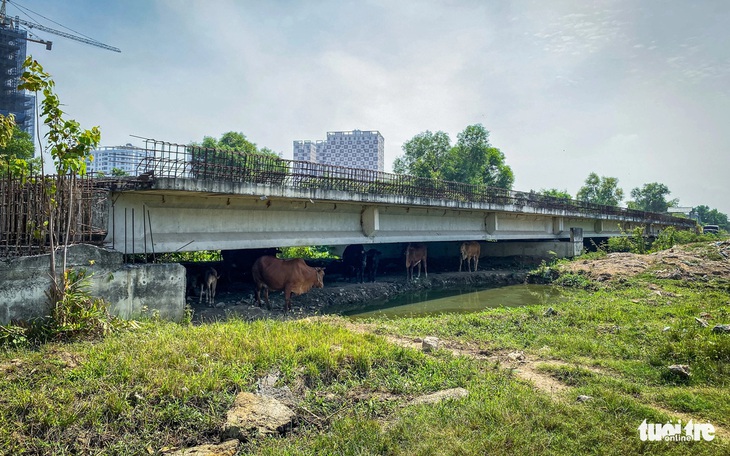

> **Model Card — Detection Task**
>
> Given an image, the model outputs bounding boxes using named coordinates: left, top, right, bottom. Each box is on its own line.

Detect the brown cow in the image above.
left=406, top=243, right=428, bottom=281
left=251, top=256, right=325, bottom=312
left=459, top=241, right=481, bottom=272
left=199, top=267, right=220, bottom=306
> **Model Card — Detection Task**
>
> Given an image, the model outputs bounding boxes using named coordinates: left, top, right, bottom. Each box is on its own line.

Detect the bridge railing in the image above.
left=134, top=138, right=696, bottom=229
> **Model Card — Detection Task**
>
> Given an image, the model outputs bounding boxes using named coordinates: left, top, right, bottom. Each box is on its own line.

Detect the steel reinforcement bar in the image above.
left=131, top=138, right=696, bottom=229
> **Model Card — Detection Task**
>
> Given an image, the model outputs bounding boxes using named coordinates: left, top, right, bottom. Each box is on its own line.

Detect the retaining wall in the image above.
left=0, top=244, right=185, bottom=324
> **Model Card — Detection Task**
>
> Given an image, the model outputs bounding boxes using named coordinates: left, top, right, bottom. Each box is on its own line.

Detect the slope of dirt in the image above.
left=560, top=240, right=730, bottom=282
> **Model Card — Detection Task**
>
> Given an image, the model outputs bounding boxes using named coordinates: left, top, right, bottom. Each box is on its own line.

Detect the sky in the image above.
left=8, top=0, right=730, bottom=215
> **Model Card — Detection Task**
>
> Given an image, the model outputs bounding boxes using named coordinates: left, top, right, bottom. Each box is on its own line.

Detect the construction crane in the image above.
left=0, top=0, right=120, bottom=53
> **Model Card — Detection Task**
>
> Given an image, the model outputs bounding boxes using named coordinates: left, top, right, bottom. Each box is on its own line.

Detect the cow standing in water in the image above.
left=406, top=243, right=428, bottom=281
left=200, top=267, right=220, bottom=306
left=251, top=256, right=325, bottom=312
left=459, top=241, right=481, bottom=272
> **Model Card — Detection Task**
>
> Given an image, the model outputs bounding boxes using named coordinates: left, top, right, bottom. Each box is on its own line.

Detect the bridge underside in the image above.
left=104, top=178, right=670, bottom=257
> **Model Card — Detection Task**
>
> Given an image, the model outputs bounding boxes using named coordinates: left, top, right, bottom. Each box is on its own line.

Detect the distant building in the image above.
left=0, top=24, right=34, bottom=142
left=293, top=130, right=384, bottom=171
left=87, top=145, right=149, bottom=176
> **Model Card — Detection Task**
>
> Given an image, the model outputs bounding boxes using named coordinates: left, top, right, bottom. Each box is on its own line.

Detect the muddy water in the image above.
left=345, top=284, right=563, bottom=319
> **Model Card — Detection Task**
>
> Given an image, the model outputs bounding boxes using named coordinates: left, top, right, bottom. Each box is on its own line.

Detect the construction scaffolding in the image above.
left=0, top=21, right=34, bottom=140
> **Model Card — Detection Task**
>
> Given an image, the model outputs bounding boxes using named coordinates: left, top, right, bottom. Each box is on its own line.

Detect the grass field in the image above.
left=1, top=247, right=728, bottom=454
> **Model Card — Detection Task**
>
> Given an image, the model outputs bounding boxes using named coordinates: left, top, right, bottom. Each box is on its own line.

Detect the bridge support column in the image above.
left=362, top=206, right=380, bottom=237
left=594, top=220, right=603, bottom=234
left=552, top=217, right=564, bottom=235
left=485, top=213, right=498, bottom=235
left=570, top=227, right=583, bottom=257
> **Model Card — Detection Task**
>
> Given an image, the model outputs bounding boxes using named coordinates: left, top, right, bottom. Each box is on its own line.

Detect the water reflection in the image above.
left=345, top=284, right=563, bottom=319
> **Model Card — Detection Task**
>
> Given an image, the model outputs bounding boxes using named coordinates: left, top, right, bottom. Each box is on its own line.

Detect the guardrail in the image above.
left=132, top=138, right=696, bottom=229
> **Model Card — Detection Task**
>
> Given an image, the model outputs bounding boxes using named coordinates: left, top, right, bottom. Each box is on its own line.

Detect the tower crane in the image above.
left=0, top=0, right=120, bottom=53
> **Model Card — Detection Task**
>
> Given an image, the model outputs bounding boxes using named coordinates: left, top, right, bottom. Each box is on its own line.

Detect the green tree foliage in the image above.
left=627, top=182, right=678, bottom=213
left=0, top=120, right=40, bottom=177
left=278, top=246, right=337, bottom=259
left=539, top=188, right=572, bottom=200
left=576, top=173, right=624, bottom=206
left=393, top=130, right=452, bottom=180
left=189, top=131, right=286, bottom=182
left=19, top=58, right=100, bottom=176
left=693, top=205, right=729, bottom=230
left=0, top=126, right=34, bottom=160
left=450, top=125, right=514, bottom=188
left=111, top=167, right=128, bottom=177
left=194, top=131, right=279, bottom=157
left=393, top=124, right=514, bottom=189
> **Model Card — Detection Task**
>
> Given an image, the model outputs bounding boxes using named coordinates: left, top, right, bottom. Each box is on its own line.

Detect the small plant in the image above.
left=0, top=324, right=29, bottom=348
left=650, top=227, right=676, bottom=252
left=48, top=268, right=121, bottom=341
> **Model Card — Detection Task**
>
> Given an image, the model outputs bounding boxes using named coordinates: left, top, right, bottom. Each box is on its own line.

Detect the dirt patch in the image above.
left=333, top=318, right=729, bottom=440
left=560, top=241, right=730, bottom=283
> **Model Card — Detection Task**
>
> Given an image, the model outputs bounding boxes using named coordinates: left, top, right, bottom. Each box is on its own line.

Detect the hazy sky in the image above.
left=11, top=0, right=730, bottom=215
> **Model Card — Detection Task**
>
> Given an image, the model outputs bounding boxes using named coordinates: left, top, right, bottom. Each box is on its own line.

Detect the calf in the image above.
left=251, top=256, right=325, bottom=312
left=406, top=243, right=428, bottom=281
left=459, top=241, right=481, bottom=272
left=199, top=267, right=220, bottom=306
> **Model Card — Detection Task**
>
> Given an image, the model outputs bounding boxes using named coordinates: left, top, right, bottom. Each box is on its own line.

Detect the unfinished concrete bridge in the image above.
left=96, top=138, right=695, bottom=260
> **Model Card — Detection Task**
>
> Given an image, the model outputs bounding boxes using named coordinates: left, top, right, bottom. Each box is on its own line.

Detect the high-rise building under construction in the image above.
left=0, top=21, right=34, bottom=140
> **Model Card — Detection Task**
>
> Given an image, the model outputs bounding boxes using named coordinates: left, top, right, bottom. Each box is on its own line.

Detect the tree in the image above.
left=627, top=182, right=678, bottom=213
left=192, top=131, right=279, bottom=157
left=189, top=131, right=286, bottom=182
left=693, top=205, right=729, bottom=230
left=393, top=130, right=452, bottom=180
left=449, top=124, right=514, bottom=189
left=539, top=188, right=572, bottom=200
left=0, top=126, right=34, bottom=160
left=0, top=122, right=40, bottom=177
left=19, top=57, right=101, bottom=303
left=576, top=173, right=624, bottom=206
left=111, top=167, right=128, bottom=177
left=393, top=124, right=514, bottom=189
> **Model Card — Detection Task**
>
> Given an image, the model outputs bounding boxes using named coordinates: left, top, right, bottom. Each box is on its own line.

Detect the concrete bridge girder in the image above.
left=104, top=178, right=685, bottom=257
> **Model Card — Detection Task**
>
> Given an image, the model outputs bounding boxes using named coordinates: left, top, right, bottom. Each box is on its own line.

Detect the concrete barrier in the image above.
left=0, top=244, right=185, bottom=324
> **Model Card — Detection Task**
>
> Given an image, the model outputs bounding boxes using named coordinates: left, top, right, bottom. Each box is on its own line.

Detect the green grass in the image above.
left=1, top=250, right=729, bottom=454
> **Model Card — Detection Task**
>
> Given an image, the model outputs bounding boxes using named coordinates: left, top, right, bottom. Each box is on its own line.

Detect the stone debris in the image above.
left=422, top=336, right=440, bottom=353
left=712, top=324, right=730, bottom=334
left=695, top=317, right=709, bottom=328
left=506, top=351, right=526, bottom=363
left=576, top=395, right=594, bottom=403
left=667, top=364, right=691, bottom=378
left=255, top=370, right=296, bottom=406
left=544, top=307, right=558, bottom=317
left=410, top=388, right=469, bottom=405
left=221, top=392, right=296, bottom=441
left=165, top=439, right=239, bottom=456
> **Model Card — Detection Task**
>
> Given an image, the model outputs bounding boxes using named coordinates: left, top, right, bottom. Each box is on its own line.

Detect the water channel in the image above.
left=344, top=284, right=564, bottom=319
